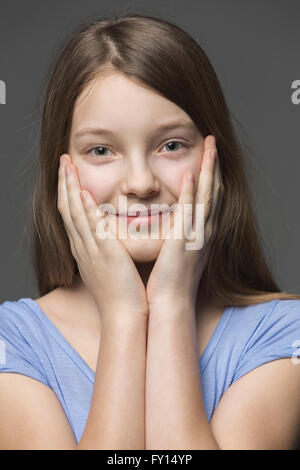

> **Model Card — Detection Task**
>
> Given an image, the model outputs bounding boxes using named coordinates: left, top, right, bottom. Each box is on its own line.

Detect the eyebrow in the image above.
left=74, top=120, right=197, bottom=139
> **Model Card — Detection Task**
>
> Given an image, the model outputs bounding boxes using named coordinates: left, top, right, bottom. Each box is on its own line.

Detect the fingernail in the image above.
left=60, top=155, right=66, bottom=166
left=208, top=136, right=215, bottom=147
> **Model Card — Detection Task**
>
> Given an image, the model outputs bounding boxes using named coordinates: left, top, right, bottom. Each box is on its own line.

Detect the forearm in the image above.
left=145, top=302, right=219, bottom=450
left=77, top=313, right=148, bottom=450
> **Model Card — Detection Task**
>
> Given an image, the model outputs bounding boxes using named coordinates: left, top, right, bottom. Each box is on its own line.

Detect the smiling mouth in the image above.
left=113, top=209, right=172, bottom=225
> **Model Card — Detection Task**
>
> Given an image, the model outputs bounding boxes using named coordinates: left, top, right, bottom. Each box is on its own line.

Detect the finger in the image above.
left=57, top=154, right=82, bottom=248
left=194, top=135, right=216, bottom=223
left=206, top=150, right=221, bottom=241
left=172, top=171, right=195, bottom=242
left=209, top=148, right=220, bottom=213
left=210, top=152, right=224, bottom=229
left=79, top=188, right=114, bottom=245
left=64, top=161, right=98, bottom=250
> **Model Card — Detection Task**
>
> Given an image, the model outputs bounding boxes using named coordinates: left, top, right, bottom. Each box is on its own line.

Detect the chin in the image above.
left=107, top=214, right=173, bottom=262
left=120, top=237, right=163, bottom=262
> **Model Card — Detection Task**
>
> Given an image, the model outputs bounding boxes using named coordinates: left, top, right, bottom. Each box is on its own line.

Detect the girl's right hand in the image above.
left=57, top=153, right=149, bottom=323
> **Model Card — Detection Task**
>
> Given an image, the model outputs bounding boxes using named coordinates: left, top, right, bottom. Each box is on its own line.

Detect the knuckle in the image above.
left=69, top=239, right=82, bottom=261
left=69, top=241, right=76, bottom=258
left=70, top=208, right=81, bottom=222
left=57, top=195, right=68, bottom=214
left=57, top=202, right=64, bottom=214
left=64, top=220, right=74, bottom=237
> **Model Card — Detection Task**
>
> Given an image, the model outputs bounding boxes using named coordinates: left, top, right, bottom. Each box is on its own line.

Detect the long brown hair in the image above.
left=29, top=12, right=300, bottom=306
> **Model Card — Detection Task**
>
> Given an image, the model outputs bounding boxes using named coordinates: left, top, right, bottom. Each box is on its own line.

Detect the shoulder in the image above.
left=0, top=296, right=39, bottom=333
left=258, top=298, right=300, bottom=351
left=0, top=289, right=69, bottom=363
left=0, top=288, right=79, bottom=351
left=227, top=298, right=300, bottom=343
left=231, top=297, right=300, bottom=322
left=0, top=289, right=64, bottom=334
left=0, top=297, right=50, bottom=385
left=243, top=298, right=300, bottom=344
left=232, top=298, right=300, bottom=383
left=210, top=299, right=300, bottom=449
left=0, top=295, right=77, bottom=449
left=261, top=298, right=300, bottom=319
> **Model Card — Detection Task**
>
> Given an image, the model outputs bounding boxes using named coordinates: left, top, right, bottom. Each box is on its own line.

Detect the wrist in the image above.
left=149, top=297, right=195, bottom=317
left=94, top=296, right=148, bottom=318
left=99, top=308, right=149, bottom=330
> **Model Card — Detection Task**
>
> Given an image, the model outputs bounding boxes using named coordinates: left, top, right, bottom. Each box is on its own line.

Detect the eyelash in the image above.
left=85, top=140, right=189, bottom=159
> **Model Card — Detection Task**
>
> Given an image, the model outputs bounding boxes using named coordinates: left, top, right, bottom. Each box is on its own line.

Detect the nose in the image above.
left=120, top=161, right=160, bottom=199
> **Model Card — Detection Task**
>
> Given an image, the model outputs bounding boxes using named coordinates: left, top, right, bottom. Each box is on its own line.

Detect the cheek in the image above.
left=161, top=158, right=202, bottom=198
left=74, top=161, right=116, bottom=204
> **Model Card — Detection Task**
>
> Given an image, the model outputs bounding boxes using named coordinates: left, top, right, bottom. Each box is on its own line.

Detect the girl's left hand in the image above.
left=146, top=135, right=224, bottom=311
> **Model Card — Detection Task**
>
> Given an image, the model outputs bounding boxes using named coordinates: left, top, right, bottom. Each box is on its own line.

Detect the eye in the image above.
left=85, top=140, right=189, bottom=160
left=86, top=146, right=113, bottom=159
left=160, top=140, right=188, bottom=154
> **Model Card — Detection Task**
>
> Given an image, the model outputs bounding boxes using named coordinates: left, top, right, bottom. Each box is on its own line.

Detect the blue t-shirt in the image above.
left=0, top=297, right=300, bottom=444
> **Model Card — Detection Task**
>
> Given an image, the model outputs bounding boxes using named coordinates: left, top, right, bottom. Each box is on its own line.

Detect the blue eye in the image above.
left=87, top=146, right=113, bottom=158
left=86, top=140, right=188, bottom=160
left=161, top=141, right=187, bottom=153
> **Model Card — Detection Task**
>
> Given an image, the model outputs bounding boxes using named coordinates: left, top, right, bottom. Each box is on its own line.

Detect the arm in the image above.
left=145, top=302, right=219, bottom=450
left=78, top=312, right=147, bottom=449
left=0, top=312, right=147, bottom=450
left=210, top=356, right=300, bottom=449
left=146, top=302, right=300, bottom=450
left=144, top=136, right=223, bottom=449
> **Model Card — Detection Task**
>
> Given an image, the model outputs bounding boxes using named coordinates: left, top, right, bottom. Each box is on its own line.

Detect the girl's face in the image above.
left=68, top=72, right=204, bottom=262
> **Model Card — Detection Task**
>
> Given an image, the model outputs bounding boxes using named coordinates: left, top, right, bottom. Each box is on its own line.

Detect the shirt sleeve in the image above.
left=233, top=299, right=300, bottom=383
left=0, top=303, right=49, bottom=387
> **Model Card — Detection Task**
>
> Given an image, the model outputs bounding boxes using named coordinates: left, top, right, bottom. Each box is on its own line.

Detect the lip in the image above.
left=113, top=209, right=171, bottom=225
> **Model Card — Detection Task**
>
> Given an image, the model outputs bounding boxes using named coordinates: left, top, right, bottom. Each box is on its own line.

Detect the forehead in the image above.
left=71, top=72, right=192, bottom=133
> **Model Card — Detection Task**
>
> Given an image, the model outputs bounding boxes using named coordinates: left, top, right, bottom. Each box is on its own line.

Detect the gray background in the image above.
left=0, top=0, right=299, bottom=302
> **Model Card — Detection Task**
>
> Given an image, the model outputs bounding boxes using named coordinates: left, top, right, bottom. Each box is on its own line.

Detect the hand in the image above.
left=146, top=135, right=224, bottom=311
left=57, top=154, right=149, bottom=322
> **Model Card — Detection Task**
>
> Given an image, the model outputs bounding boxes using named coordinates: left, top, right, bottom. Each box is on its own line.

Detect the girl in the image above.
left=0, top=13, right=300, bottom=450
